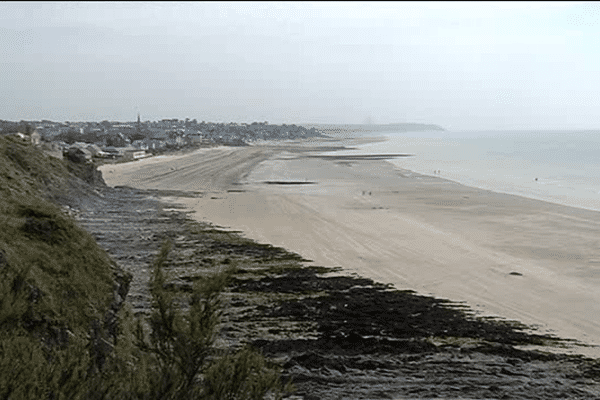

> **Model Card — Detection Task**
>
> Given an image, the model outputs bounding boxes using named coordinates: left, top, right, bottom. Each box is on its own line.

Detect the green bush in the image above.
left=204, top=346, right=291, bottom=400
left=131, top=240, right=290, bottom=399
left=1, top=230, right=289, bottom=398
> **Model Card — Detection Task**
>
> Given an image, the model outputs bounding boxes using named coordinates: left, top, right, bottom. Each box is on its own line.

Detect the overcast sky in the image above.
left=1, top=1, right=599, bottom=130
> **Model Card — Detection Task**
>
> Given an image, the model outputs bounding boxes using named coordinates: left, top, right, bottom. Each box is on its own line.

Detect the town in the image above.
left=0, top=117, right=325, bottom=162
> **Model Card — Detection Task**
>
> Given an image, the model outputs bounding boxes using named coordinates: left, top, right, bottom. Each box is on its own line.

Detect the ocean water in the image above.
left=336, top=130, right=600, bottom=212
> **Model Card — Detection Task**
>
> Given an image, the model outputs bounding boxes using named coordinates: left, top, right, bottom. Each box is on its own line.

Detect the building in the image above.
left=143, top=138, right=166, bottom=150
left=102, top=146, right=121, bottom=158
left=132, top=140, right=149, bottom=150
left=30, top=129, right=41, bottom=146
left=123, top=149, right=148, bottom=160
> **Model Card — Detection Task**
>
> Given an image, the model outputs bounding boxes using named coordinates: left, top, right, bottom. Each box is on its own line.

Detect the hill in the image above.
left=0, top=134, right=132, bottom=395
left=0, top=135, right=288, bottom=399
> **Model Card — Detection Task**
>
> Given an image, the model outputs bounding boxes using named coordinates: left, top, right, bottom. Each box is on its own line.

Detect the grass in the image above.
left=0, top=135, right=289, bottom=399
left=0, top=136, right=115, bottom=335
left=128, top=240, right=291, bottom=399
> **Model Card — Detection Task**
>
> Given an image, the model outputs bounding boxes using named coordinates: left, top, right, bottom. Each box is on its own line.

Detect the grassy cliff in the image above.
left=0, top=135, right=287, bottom=399
left=0, top=135, right=120, bottom=332
left=0, top=135, right=124, bottom=396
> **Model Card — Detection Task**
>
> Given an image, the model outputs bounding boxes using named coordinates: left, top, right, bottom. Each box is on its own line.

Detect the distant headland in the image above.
left=300, top=122, right=445, bottom=136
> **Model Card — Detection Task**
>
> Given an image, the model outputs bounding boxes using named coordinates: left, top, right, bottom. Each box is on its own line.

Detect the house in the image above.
left=12, top=130, right=40, bottom=145
left=187, top=132, right=206, bottom=144
left=148, top=128, right=168, bottom=140
left=123, top=149, right=148, bottom=160
left=143, top=138, right=166, bottom=150
left=102, top=146, right=121, bottom=158
left=30, top=129, right=41, bottom=146
left=132, top=140, right=149, bottom=150
left=116, top=145, right=146, bottom=160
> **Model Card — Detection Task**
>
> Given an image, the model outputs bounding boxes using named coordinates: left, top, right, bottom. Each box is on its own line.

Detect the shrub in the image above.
left=203, top=346, right=291, bottom=400
left=131, top=240, right=289, bottom=399
left=0, top=236, right=289, bottom=399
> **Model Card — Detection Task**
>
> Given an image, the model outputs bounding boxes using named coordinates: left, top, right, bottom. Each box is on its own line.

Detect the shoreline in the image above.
left=390, top=160, right=600, bottom=215
left=72, top=183, right=600, bottom=399
left=337, top=132, right=600, bottom=213
left=100, top=140, right=600, bottom=359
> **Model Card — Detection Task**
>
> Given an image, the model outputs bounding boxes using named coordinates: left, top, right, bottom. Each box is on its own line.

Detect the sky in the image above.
left=1, top=1, right=599, bottom=130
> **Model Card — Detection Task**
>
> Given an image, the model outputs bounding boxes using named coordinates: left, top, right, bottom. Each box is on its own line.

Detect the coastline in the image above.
left=76, top=178, right=600, bottom=399
left=387, top=160, right=600, bottom=214
left=339, top=132, right=600, bottom=213
left=100, top=140, right=600, bottom=359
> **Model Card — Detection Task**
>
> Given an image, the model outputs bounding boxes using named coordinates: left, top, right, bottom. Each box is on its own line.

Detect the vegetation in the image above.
left=0, top=135, right=289, bottom=399
left=0, top=119, right=34, bottom=135
left=124, top=240, right=289, bottom=399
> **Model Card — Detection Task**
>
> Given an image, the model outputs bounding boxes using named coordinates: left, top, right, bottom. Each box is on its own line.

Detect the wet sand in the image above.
left=100, top=139, right=600, bottom=358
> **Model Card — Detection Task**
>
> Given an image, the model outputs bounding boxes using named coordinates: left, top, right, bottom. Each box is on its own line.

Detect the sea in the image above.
left=333, top=129, right=600, bottom=212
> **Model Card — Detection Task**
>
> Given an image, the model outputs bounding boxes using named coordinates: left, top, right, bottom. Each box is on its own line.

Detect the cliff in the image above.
left=0, top=134, right=131, bottom=392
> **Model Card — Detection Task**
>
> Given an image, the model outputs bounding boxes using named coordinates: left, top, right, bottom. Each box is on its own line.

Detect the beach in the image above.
left=100, top=138, right=600, bottom=358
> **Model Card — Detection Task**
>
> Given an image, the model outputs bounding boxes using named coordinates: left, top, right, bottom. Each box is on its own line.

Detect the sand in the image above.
left=99, top=140, right=600, bottom=358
